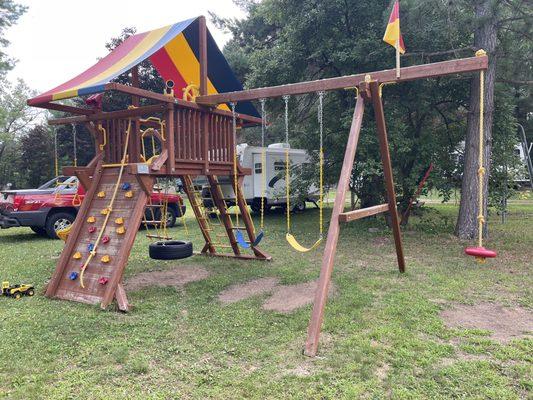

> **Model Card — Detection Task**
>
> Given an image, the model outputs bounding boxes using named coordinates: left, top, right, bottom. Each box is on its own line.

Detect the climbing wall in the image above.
left=45, top=165, right=153, bottom=309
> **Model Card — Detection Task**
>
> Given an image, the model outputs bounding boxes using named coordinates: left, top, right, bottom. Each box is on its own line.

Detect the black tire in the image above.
left=30, top=226, right=48, bottom=236
left=176, top=204, right=187, bottom=218
left=156, top=206, right=177, bottom=228
left=45, top=212, right=76, bottom=239
left=149, top=240, right=193, bottom=260
left=27, top=289, right=35, bottom=297
left=13, top=292, right=21, bottom=299
left=292, top=201, right=306, bottom=213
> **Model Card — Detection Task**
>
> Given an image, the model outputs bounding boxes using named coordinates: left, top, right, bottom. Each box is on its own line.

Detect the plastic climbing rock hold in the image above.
left=98, top=277, right=109, bottom=285
left=102, top=235, right=110, bottom=244
left=73, top=251, right=82, bottom=260
left=97, top=191, right=106, bottom=198
left=116, top=226, right=126, bottom=235
left=121, top=182, right=131, bottom=191
left=87, top=243, right=95, bottom=252
left=87, top=216, right=96, bottom=223
left=100, top=208, right=110, bottom=215
left=115, top=217, right=124, bottom=225
left=88, top=226, right=97, bottom=234
left=69, top=271, right=79, bottom=280
left=101, top=255, right=110, bottom=263
left=125, top=190, right=133, bottom=198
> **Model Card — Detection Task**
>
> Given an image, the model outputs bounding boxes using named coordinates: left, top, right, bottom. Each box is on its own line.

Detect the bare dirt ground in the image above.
left=440, top=302, right=533, bottom=343
left=125, top=265, right=210, bottom=291
left=217, top=277, right=336, bottom=313
left=262, top=280, right=335, bottom=313
left=218, top=277, right=280, bottom=304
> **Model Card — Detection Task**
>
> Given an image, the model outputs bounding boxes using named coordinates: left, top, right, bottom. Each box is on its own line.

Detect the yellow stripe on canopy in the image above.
left=164, top=33, right=229, bottom=110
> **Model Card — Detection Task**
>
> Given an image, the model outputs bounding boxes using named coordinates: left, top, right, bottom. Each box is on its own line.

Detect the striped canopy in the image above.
left=28, top=17, right=257, bottom=117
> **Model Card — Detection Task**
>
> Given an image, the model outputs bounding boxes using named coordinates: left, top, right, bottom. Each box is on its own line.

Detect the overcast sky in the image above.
left=5, top=0, right=245, bottom=93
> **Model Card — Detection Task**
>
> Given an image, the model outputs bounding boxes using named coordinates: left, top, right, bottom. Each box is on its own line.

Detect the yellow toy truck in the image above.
left=1, top=281, right=35, bottom=299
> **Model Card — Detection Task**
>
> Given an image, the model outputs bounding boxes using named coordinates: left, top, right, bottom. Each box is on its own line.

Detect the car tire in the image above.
left=292, top=201, right=306, bottom=213
left=30, top=226, right=48, bottom=236
left=149, top=240, right=193, bottom=260
left=45, top=212, right=76, bottom=239
left=156, top=206, right=177, bottom=228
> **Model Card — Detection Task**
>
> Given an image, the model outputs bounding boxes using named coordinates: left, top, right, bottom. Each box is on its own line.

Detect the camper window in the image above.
left=274, top=161, right=284, bottom=171
left=255, top=163, right=262, bottom=173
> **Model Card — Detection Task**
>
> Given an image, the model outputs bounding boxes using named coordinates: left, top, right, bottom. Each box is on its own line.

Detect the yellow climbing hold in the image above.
left=115, top=217, right=124, bottom=225
left=73, top=251, right=82, bottom=260
left=125, top=190, right=133, bottom=198
left=87, top=216, right=96, bottom=223
left=116, top=226, right=126, bottom=235
left=97, top=191, right=106, bottom=198
left=101, top=255, right=110, bottom=263
left=100, top=208, right=110, bottom=215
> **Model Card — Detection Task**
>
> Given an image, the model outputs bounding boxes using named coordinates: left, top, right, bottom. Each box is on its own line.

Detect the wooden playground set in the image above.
left=28, top=15, right=495, bottom=356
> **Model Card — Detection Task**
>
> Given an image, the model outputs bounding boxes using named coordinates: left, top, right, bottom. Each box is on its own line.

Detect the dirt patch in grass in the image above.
left=218, top=277, right=280, bottom=304
left=125, top=265, right=210, bottom=291
left=262, top=280, right=335, bottom=313
left=440, top=302, right=533, bottom=343
left=372, top=236, right=391, bottom=246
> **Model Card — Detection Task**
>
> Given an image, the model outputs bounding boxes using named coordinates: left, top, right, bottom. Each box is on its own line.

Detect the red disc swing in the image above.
left=464, top=50, right=497, bottom=264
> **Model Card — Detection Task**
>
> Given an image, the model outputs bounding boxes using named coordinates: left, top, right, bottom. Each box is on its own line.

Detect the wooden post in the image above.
left=304, top=96, right=365, bottom=357
left=199, top=16, right=210, bottom=173
left=369, top=80, right=405, bottom=272
left=130, top=66, right=141, bottom=163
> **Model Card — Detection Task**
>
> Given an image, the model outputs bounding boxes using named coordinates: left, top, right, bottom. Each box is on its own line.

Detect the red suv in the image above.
left=0, top=176, right=186, bottom=239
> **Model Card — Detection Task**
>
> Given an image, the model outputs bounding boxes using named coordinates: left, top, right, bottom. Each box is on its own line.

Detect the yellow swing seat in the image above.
left=286, top=233, right=322, bottom=253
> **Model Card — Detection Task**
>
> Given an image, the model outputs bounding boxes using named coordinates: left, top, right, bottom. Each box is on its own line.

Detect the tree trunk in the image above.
left=455, top=0, right=498, bottom=239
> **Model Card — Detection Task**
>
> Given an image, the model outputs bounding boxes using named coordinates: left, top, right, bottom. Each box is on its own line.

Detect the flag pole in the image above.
left=396, top=37, right=401, bottom=78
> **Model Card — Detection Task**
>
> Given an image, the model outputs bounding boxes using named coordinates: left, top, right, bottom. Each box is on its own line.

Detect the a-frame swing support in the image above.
left=197, top=54, right=488, bottom=356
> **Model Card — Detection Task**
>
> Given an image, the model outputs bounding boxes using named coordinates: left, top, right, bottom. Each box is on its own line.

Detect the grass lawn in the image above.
left=0, top=199, right=531, bottom=399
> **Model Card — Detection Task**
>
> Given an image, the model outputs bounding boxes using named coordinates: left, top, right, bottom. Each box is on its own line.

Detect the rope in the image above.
left=283, top=95, right=291, bottom=232
left=80, top=118, right=133, bottom=288
left=477, top=66, right=485, bottom=248
left=260, top=98, right=267, bottom=230
left=54, top=128, right=59, bottom=178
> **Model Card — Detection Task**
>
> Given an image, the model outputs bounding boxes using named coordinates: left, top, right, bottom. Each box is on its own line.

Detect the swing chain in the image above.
left=259, top=98, right=267, bottom=230
left=72, top=123, right=78, bottom=168
left=317, top=91, right=325, bottom=238
left=477, top=64, right=485, bottom=247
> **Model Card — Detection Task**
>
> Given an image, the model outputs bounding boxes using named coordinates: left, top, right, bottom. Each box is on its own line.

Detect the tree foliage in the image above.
left=214, top=0, right=531, bottom=225
left=0, top=0, right=26, bottom=75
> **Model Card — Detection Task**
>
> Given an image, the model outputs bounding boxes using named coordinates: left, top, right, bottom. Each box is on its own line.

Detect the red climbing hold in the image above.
left=98, top=277, right=109, bottom=285
left=465, top=246, right=497, bottom=260
left=102, top=235, right=110, bottom=244
left=88, top=226, right=97, bottom=233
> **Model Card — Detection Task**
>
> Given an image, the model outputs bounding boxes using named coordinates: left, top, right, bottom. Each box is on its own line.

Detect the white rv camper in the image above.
left=202, top=143, right=318, bottom=212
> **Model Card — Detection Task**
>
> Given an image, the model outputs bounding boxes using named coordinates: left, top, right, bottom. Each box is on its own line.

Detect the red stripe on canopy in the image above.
left=149, top=47, right=188, bottom=96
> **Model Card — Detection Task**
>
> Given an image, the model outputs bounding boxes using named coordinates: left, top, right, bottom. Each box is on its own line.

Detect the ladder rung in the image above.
left=143, top=220, right=162, bottom=224
left=230, top=226, right=246, bottom=230
left=146, top=235, right=172, bottom=239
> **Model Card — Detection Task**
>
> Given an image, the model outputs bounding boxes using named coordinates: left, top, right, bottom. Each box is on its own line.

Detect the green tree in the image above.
left=19, top=125, right=54, bottom=188
left=0, top=0, right=26, bottom=76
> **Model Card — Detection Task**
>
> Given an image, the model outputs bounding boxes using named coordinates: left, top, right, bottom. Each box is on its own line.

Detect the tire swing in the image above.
left=147, top=180, right=193, bottom=261
left=464, top=50, right=497, bottom=263
left=283, top=93, right=324, bottom=252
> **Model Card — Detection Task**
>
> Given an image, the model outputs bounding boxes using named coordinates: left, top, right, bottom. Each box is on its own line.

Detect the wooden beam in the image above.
left=34, top=102, right=96, bottom=115
left=199, top=16, right=208, bottom=97
left=197, top=55, right=488, bottom=105
left=304, top=95, right=365, bottom=357
left=106, top=83, right=174, bottom=103
left=48, top=104, right=168, bottom=125
left=369, top=80, right=405, bottom=273
left=339, top=204, right=389, bottom=222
